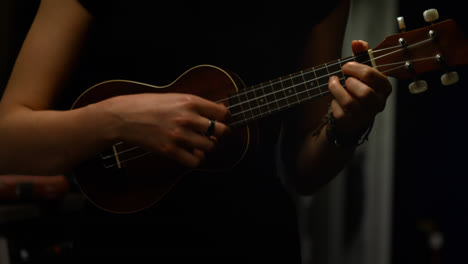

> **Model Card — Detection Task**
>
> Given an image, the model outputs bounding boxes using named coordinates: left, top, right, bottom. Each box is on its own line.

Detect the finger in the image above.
left=174, top=109, right=231, bottom=139
left=330, top=97, right=370, bottom=133
left=192, top=149, right=206, bottom=163
left=345, top=77, right=385, bottom=114
left=192, top=116, right=231, bottom=139
left=330, top=99, right=347, bottom=120
left=165, top=124, right=217, bottom=153
left=351, top=40, right=369, bottom=55
left=165, top=145, right=205, bottom=168
left=342, top=62, right=392, bottom=97
left=181, top=131, right=216, bottom=152
left=191, top=96, right=231, bottom=122
left=328, top=76, right=360, bottom=114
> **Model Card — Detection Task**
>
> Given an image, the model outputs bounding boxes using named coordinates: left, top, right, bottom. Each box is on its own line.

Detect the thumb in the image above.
left=351, top=40, right=369, bottom=55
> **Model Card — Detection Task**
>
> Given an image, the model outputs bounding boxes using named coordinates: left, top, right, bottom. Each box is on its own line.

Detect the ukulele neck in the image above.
left=227, top=52, right=374, bottom=126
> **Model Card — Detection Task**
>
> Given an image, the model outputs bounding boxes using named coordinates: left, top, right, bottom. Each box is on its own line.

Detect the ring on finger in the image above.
left=205, top=119, right=216, bottom=137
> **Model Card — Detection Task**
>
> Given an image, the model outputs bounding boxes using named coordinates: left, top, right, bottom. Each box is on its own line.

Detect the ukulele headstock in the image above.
left=371, top=9, right=468, bottom=94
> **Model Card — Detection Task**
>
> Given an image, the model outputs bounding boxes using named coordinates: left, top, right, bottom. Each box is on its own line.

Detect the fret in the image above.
left=314, top=65, right=329, bottom=94
left=238, top=90, right=254, bottom=119
left=341, top=56, right=355, bottom=64
left=252, top=84, right=270, bottom=115
left=228, top=92, right=247, bottom=123
left=225, top=53, right=376, bottom=126
left=302, top=69, right=321, bottom=98
left=282, top=75, right=299, bottom=105
left=340, top=56, right=356, bottom=86
left=271, top=78, right=288, bottom=109
left=265, top=81, right=280, bottom=112
left=245, top=87, right=260, bottom=118
left=324, top=63, right=330, bottom=75
left=328, top=59, right=346, bottom=86
left=292, top=72, right=308, bottom=102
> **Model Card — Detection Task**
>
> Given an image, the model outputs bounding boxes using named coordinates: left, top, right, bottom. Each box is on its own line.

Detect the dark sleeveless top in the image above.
left=70, top=1, right=339, bottom=262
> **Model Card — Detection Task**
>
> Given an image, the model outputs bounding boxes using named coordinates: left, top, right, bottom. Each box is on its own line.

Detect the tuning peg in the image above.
left=409, top=80, right=428, bottom=94
left=435, top=54, right=459, bottom=86
left=441, top=71, right=459, bottom=86
left=397, top=16, right=407, bottom=32
left=423, top=9, right=439, bottom=23
left=405, top=61, right=428, bottom=94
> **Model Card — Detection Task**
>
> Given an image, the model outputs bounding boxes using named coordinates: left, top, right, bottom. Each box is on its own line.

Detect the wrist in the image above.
left=86, top=99, right=122, bottom=144
left=325, top=108, right=374, bottom=148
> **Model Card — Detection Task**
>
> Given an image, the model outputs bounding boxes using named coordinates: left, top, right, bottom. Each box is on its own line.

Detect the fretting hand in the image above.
left=328, top=40, right=392, bottom=138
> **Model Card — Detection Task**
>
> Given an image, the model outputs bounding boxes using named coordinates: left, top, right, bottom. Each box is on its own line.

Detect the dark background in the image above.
left=394, top=0, right=468, bottom=263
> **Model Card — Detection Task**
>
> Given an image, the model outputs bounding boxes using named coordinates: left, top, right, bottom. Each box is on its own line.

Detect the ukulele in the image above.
left=71, top=10, right=468, bottom=213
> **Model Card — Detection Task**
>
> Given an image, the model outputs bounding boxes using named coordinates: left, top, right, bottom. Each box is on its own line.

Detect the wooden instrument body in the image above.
left=72, top=65, right=254, bottom=213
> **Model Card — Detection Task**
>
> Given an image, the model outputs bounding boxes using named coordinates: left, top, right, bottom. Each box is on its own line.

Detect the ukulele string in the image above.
left=372, top=56, right=438, bottom=75
left=99, top=142, right=139, bottom=159
left=227, top=54, right=438, bottom=124
left=227, top=56, right=438, bottom=126
left=102, top=58, right=436, bottom=168
left=102, top=149, right=153, bottom=169
left=217, top=37, right=434, bottom=108
left=371, top=38, right=434, bottom=61
left=219, top=41, right=436, bottom=123
left=100, top=37, right=437, bottom=168
left=101, top=56, right=436, bottom=168
left=214, top=56, right=361, bottom=106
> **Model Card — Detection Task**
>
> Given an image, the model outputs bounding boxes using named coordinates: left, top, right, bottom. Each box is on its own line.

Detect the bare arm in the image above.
left=282, top=0, right=392, bottom=194
left=0, top=0, right=230, bottom=175
left=0, top=0, right=106, bottom=175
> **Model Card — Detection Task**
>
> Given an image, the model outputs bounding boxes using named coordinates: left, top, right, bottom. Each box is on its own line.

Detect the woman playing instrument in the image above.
left=0, top=0, right=391, bottom=261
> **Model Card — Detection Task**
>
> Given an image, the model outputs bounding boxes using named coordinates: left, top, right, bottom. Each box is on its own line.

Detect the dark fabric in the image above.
left=69, top=0, right=340, bottom=262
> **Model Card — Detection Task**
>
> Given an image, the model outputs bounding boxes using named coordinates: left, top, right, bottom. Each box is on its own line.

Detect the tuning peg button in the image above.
left=441, top=71, right=459, bottom=86
left=397, top=16, right=407, bottom=32
left=409, top=80, right=428, bottom=94
left=423, top=9, right=439, bottom=23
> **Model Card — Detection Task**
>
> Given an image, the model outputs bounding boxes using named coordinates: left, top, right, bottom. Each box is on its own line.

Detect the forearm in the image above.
left=293, top=124, right=355, bottom=194
left=0, top=102, right=119, bottom=175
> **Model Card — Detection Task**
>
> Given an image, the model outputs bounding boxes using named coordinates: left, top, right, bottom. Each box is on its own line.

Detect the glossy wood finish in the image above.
left=72, top=65, right=251, bottom=213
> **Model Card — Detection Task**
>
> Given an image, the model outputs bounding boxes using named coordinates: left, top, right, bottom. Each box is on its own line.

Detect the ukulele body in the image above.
left=71, top=65, right=254, bottom=213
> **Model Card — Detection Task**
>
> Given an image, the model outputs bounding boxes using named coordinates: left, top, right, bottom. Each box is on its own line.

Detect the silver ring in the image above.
left=205, top=120, right=216, bottom=137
